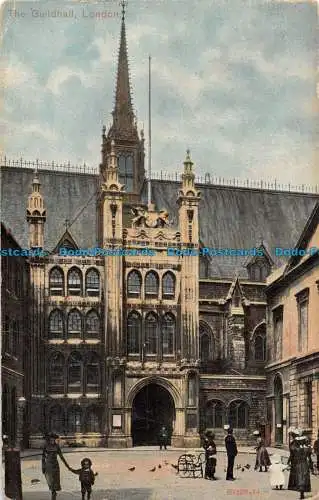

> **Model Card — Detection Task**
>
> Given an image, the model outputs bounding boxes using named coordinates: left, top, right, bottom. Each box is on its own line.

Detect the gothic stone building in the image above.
left=1, top=10, right=318, bottom=448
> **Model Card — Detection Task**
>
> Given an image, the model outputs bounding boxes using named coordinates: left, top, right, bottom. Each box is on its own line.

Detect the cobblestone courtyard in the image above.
left=14, top=448, right=319, bottom=500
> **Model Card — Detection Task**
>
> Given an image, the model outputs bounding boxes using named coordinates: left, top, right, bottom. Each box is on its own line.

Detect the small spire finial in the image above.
left=64, top=219, right=70, bottom=230
left=121, top=0, right=126, bottom=22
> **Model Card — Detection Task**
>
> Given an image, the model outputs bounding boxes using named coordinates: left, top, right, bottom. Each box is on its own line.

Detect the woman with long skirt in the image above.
left=294, top=435, right=312, bottom=500
left=42, top=433, right=70, bottom=500
left=288, top=429, right=299, bottom=491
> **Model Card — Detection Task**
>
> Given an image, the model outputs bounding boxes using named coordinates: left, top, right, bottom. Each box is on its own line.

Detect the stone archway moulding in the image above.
left=250, top=320, right=266, bottom=340
left=127, top=376, right=182, bottom=408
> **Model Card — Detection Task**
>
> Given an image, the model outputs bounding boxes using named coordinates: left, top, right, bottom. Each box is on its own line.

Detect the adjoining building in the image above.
left=1, top=223, right=31, bottom=448
left=1, top=6, right=318, bottom=448
left=265, top=203, right=319, bottom=447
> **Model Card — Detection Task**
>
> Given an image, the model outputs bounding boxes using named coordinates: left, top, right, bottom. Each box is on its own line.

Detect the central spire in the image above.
left=111, top=0, right=135, bottom=135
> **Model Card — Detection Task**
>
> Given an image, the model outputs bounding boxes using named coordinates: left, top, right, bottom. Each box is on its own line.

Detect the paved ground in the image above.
left=6, top=448, right=319, bottom=500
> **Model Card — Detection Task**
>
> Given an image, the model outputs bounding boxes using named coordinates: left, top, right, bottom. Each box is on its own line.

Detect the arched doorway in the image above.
left=131, top=383, right=175, bottom=446
left=274, top=375, right=283, bottom=445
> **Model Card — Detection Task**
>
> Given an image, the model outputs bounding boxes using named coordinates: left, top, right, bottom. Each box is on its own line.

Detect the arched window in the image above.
left=67, top=309, right=82, bottom=337
left=49, top=405, right=64, bottom=434
left=85, top=269, right=100, bottom=296
left=49, top=267, right=64, bottom=296
left=254, top=335, right=266, bottom=361
left=206, top=400, right=224, bottom=428
left=200, top=334, right=210, bottom=362
left=145, top=271, right=159, bottom=298
left=162, top=313, right=175, bottom=355
left=145, top=312, right=158, bottom=354
left=229, top=401, right=248, bottom=429
left=127, top=271, right=141, bottom=297
left=162, top=272, right=175, bottom=299
left=67, top=406, right=82, bottom=433
left=85, top=310, right=100, bottom=338
left=118, top=154, right=134, bottom=191
left=49, top=309, right=64, bottom=338
left=188, top=372, right=197, bottom=406
left=67, top=267, right=82, bottom=295
left=86, top=353, right=100, bottom=393
left=48, top=353, right=65, bottom=393
left=68, top=352, right=83, bottom=393
left=86, top=407, right=100, bottom=433
left=127, top=311, right=141, bottom=354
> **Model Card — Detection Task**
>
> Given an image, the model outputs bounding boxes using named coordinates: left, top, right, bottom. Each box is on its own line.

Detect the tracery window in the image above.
left=85, top=310, right=100, bottom=338
left=67, top=309, right=82, bottom=337
left=49, top=309, right=64, bottom=338
left=67, top=267, right=82, bottom=295
left=162, top=313, right=175, bottom=355
left=86, top=353, right=100, bottom=393
left=162, top=272, right=175, bottom=299
left=68, top=352, right=83, bottom=393
left=229, top=400, right=248, bottom=429
left=127, top=270, right=142, bottom=297
left=206, top=400, right=224, bottom=428
left=49, top=267, right=64, bottom=296
left=145, top=312, right=157, bottom=354
left=118, top=155, right=134, bottom=192
left=127, top=311, right=141, bottom=354
left=67, top=406, right=82, bottom=433
left=85, top=269, right=100, bottom=296
left=145, top=271, right=159, bottom=298
left=48, top=353, right=65, bottom=393
left=254, top=335, right=266, bottom=361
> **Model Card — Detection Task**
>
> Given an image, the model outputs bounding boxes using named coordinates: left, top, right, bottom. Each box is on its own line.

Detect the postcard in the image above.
left=1, top=0, right=319, bottom=499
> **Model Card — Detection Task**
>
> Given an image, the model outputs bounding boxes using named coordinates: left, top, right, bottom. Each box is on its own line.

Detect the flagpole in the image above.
left=147, top=55, right=152, bottom=208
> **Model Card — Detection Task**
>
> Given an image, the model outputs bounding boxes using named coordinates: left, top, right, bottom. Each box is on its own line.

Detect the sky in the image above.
left=1, top=0, right=318, bottom=186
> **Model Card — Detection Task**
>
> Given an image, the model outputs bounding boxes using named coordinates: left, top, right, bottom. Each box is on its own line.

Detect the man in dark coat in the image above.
left=158, top=426, right=168, bottom=450
left=225, top=428, right=237, bottom=480
left=203, top=431, right=217, bottom=480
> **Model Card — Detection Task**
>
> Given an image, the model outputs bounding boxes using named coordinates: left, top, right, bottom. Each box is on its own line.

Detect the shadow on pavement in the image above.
left=22, top=488, right=154, bottom=499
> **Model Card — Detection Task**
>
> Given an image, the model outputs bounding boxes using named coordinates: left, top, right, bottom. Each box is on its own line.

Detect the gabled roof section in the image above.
left=284, top=201, right=319, bottom=273
left=244, top=241, right=274, bottom=268
left=52, top=228, right=79, bottom=254
left=226, top=275, right=246, bottom=302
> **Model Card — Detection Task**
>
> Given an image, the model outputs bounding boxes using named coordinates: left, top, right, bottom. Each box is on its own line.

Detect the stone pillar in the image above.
left=16, top=398, right=26, bottom=450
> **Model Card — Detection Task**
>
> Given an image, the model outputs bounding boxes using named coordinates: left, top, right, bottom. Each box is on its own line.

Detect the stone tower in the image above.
left=100, top=2, right=145, bottom=220
left=26, top=172, right=46, bottom=439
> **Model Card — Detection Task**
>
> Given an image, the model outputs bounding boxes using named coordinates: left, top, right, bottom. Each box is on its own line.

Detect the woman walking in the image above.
left=288, top=428, right=299, bottom=491
left=203, top=431, right=217, bottom=480
left=42, top=432, right=70, bottom=500
left=255, top=436, right=271, bottom=472
left=294, top=435, right=312, bottom=499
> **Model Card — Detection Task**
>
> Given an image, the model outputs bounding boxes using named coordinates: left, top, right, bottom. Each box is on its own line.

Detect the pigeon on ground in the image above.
left=171, top=464, right=178, bottom=470
left=149, top=466, right=156, bottom=472
left=245, top=464, right=251, bottom=469
left=164, top=461, right=169, bottom=465
left=128, top=467, right=135, bottom=471
left=241, top=468, right=245, bottom=472
left=31, top=479, right=41, bottom=484
left=158, top=464, right=162, bottom=469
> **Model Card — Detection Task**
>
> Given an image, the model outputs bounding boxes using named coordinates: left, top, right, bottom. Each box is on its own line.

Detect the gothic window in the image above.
left=85, top=268, right=100, bottom=297
left=229, top=401, right=248, bottom=429
left=200, top=334, right=210, bottom=362
left=49, top=405, right=64, bottom=434
left=206, top=400, right=224, bottom=428
left=67, top=406, right=82, bottom=434
left=127, top=270, right=142, bottom=297
left=145, top=312, right=158, bottom=354
left=254, top=335, right=266, bottom=361
left=127, top=311, right=141, bottom=354
left=49, top=267, right=64, bottom=296
left=68, top=352, right=83, bottom=393
left=49, top=309, right=64, bottom=338
left=162, top=313, right=175, bottom=355
left=67, top=267, right=82, bottom=296
left=85, top=310, right=100, bottom=338
left=48, top=353, right=65, bottom=393
left=248, top=261, right=270, bottom=282
left=118, top=155, right=134, bottom=192
left=86, top=407, right=100, bottom=433
left=86, top=353, right=100, bottom=393
left=145, top=271, right=159, bottom=298
left=297, top=289, right=309, bottom=352
left=162, top=272, right=175, bottom=299
left=273, top=306, right=283, bottom=360
left=67, top=309, right=82, bottom=337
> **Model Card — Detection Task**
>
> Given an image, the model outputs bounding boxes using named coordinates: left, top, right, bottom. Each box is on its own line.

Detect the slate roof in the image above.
left=1, top=167, right=318, bottom=279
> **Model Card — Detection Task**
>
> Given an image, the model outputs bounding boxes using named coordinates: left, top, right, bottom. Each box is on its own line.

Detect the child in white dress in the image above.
left=269, top=454, right=286, bottom=490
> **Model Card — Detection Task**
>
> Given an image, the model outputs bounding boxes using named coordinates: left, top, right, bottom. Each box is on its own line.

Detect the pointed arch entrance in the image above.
left=131, top=383, right=175, bottom=446
left=274, top=375, right=283, bottom=444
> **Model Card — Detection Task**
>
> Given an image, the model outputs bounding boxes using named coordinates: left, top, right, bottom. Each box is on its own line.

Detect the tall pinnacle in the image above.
left=112, top=0, right=135, bottom=133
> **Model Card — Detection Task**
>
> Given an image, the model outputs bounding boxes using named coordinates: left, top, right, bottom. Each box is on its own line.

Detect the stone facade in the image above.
left=265, top=203, right=319, bottom=446
left=1, top=223, right=30, bottom=448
